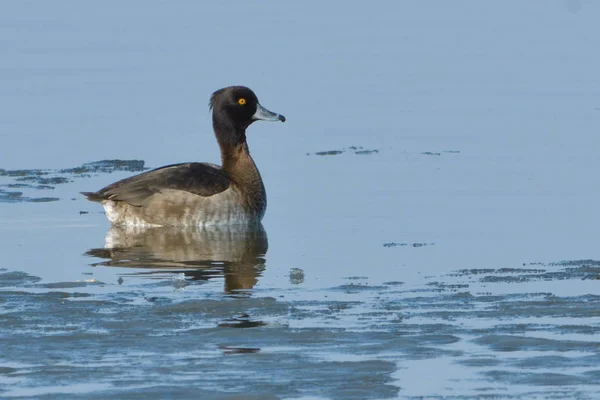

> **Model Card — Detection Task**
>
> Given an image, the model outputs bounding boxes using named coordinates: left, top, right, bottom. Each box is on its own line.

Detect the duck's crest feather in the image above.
left=209, top=88, right=226, bottom=111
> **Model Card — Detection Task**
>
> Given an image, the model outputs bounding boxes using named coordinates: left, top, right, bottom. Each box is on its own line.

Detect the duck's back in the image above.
left=82, top=163, right=264, bottom=226
left=84, top=163, right=230, bottom=205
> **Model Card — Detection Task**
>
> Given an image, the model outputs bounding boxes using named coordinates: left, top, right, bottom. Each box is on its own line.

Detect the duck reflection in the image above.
left=86, top=224, right=268, bottom=292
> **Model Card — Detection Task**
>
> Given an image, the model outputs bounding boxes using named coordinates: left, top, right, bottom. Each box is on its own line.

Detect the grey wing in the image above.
left=82, top=163, right=231, bottom=206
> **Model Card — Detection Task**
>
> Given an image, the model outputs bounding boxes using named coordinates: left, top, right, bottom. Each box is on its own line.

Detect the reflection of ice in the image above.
left=86, top=224, right=268, bottom=292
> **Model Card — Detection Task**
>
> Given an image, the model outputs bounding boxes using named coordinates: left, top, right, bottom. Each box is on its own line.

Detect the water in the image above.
left=1, top=1, right=600, bottom=399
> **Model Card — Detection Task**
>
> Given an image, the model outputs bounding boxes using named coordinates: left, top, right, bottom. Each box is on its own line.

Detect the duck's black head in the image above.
left=210, top=86, right=285, bottom=146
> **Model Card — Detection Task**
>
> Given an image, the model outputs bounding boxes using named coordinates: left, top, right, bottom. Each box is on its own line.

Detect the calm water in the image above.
left=1, top=1, right=600, bottom=399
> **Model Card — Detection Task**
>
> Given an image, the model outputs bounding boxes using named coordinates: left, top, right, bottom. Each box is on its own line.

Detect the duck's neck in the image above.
left=221, top=142, right=260, bottom=181
left=213, top=116, right=264, bottom=192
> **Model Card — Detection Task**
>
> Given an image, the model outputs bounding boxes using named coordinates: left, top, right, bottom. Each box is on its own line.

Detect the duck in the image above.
left=82, top=86, right=285, bottom=227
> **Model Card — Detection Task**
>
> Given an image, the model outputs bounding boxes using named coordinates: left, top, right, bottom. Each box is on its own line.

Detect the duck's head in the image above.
left=210, top=86, right=285, bottom=135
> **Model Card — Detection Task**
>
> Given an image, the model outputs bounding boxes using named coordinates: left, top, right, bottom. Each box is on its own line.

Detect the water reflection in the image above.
left=86, top=224, right=268, bottom=292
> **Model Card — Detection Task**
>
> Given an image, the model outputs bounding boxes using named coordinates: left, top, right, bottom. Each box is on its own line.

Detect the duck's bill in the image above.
left=253, top=103, right=286, bottom=122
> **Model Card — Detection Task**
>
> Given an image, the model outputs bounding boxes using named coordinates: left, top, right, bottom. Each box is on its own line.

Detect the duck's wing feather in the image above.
left=82, top=163, right=231, bottom=206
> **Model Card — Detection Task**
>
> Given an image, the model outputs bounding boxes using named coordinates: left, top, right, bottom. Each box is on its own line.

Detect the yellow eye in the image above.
left=238, top=98, right=246, bottom=105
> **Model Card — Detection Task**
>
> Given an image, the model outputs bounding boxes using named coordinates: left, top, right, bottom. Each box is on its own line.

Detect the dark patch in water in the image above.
left=0, top=271, right=42, bottom=287
left=453, top=267, right=546, bottom=276
left=26, top=197, right=60, bottom=203
left=383, top=281, right=404, bottom=286
left=219, top=345, right=261, bottom=354
left=430, top=282, right=470, bottom=291
left=383, top=242, right=434, bottom=248
left=483, top=370, right=594, bottom=386
left=0, top=169, right=47, bottom=178
left=453, top=262, right=600, bottom=282
left=332, top=283, right=388, bottom=293
left=454, top=268, right=497, bottom=275
left=474, top=334, right=598, bottom=353
left=422, top=151, right=460, bottom=156
left=34, top=281, right=93, bottom=289
left=0, top=189, right=24, bottom=202
left=551, top=259, right=600, bottom=267
left=60, top=159, right=146, bottom=174
left=313, top=150, right=344, bottom=156
left=307, top=146, right=379, bottom=156
left=1, top=159, right=145, bottom=183
left=32, top=177, right=70, bottom=185
left=513, top=354, right=600, bottom=369
left=0, top=189, right=59, bottom=203
left=0, top=160, right=147, bottom=203
left=0, top=367, right=18, bottom=374
left=355, top=149, right=378, bottom=155
left=218, top=314, right=267, bottom=328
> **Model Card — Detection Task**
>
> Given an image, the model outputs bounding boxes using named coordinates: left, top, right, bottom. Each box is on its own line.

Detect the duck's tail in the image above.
left=81, top=191, right=106, bottom=203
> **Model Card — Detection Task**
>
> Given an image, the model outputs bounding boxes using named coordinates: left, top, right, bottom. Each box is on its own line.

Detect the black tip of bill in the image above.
left=253, top=103, right=286, bottom=123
